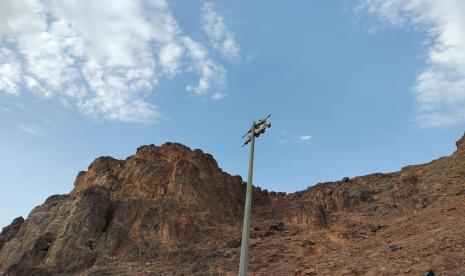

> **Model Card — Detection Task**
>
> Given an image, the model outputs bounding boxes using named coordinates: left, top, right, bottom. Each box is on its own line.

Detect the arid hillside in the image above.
left=1, top=134, right=465, bottom=275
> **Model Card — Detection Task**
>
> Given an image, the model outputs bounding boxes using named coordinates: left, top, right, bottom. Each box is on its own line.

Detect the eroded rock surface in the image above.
left=1, top=134, right=465, bottom=275
left=0, top=217, right=24, bottom=250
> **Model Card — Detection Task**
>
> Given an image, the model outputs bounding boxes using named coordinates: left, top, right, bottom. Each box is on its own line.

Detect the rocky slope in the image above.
left=1, top=135, right=465, bottom=275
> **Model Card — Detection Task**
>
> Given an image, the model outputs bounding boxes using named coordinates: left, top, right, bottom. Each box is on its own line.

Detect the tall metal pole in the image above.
left=238, top=114, right=270, bottom=275
left=239, top=122, right=256, bottom=276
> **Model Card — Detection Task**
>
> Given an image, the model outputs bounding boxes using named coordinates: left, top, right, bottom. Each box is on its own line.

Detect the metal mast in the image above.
left=239, top=114, right=271, bottom=276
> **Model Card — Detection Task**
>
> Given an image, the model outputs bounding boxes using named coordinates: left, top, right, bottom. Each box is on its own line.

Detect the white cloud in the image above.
left=202, top=2, right=240, bottom=61
left=0, top=48, right=21, bottom=95
left=279, top=130, right=313, bottom=144
left=183, top=36, right=226, bottom=95
left=18, top=122, right=43, bottom=136
left=0, top=0, right=237, bottom=122
left=211, top=92, right=226, bottom=101
left=359, top=0, right=465, bottom=127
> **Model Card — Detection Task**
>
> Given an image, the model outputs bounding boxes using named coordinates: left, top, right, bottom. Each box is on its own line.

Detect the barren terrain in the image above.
left=1, top=133, right=465, bottom=275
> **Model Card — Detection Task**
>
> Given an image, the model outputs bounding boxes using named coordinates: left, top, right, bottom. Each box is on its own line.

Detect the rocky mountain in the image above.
left=1, top=134, right=465, bottom=275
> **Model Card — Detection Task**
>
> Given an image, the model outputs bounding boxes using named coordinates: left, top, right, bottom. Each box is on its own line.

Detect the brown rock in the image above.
left=455, top=132, right=465, bottom=153
left=1, top=135, right=465, bottom=275
left=269, top=222, right=285, bottom=232
left=0, top=217, right=24, bottom=250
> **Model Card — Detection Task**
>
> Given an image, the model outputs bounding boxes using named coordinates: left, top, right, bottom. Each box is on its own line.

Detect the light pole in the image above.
left=239, top=114, right=271, bottom=276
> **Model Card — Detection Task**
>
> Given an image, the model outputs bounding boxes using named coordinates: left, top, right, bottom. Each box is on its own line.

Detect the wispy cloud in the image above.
left=1, top=106, right=11, bottom=112
left=278, top=130, right=313, bottom=144
left=211, top=92, right=227, bottom=101
left=12, top=103, right=31, bottom=111
left=359, top=0, right=465, bottom=127
left=202, top=2, right=240, bottom=61
left=18, top=122, right=43, bottom=136
left=0, top=0, right=238, bottom=122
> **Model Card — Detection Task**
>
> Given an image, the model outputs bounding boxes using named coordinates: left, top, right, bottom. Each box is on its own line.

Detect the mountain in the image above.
left=1, top=135, right=465, bottom=275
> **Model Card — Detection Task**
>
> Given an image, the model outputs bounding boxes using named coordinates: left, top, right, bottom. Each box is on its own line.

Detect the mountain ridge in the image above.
left=1, top=134, right=465, bottom=275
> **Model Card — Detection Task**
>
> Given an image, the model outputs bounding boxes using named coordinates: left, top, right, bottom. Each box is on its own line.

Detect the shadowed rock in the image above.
left=0, top=217, right=24, bottom=250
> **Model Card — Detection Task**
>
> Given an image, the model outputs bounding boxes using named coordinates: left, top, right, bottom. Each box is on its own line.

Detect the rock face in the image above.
left=1, top=134, right=465, bottom=275
left=0, top=217, right=24, bottom=250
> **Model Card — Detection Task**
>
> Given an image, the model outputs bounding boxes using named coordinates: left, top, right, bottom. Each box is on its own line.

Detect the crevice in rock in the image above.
left=102, top=204, right=114, bottom=233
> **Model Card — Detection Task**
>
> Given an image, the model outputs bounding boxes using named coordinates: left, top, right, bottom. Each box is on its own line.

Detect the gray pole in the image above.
left=239, top=121, right=256, bottom=276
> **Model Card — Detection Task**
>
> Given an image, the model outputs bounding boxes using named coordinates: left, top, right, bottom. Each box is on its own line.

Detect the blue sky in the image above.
left=1, top=0, right=465, bottom=228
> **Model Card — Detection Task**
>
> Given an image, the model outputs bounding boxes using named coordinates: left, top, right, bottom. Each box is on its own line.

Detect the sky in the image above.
left=1, top=0, right=465, bottom=228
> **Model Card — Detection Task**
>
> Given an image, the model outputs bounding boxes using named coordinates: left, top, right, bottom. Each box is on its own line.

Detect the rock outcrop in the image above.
left=0, top=217, right=24, bottom=250
left=1, top=133, right=465, bottom=275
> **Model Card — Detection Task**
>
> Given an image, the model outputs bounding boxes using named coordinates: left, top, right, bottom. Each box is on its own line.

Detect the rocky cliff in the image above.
left=1, top=135, right=465, bottom=275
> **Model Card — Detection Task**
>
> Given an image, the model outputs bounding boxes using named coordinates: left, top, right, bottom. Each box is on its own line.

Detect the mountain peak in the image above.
left=134, top=143, right=219, bottom=170
left=73, top=143, right=223, bottom=194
